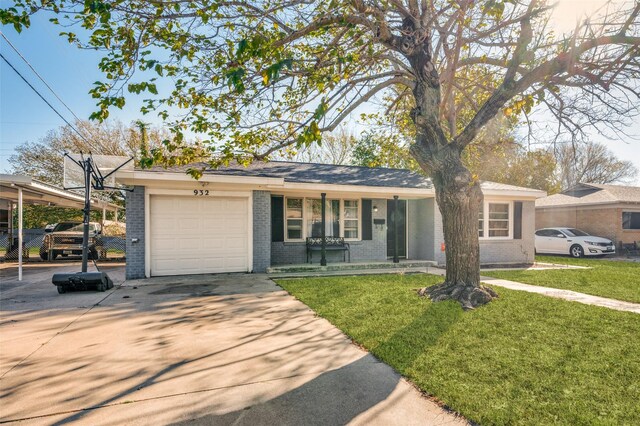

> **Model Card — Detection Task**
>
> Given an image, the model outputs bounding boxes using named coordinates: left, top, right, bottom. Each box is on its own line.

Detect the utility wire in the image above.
left=0, top=30, right=85, bottom=124
left=0, top=52, right=92, bottom=145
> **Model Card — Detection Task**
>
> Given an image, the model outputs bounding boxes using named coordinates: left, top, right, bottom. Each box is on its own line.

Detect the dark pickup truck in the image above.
left=40, top=221, right=102, bottom=260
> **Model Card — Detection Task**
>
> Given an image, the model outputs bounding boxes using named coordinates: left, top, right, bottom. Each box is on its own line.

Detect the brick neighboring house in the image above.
left=536, top=183, right=640, bottom=247
left=117, top=161, right=545, bottom=279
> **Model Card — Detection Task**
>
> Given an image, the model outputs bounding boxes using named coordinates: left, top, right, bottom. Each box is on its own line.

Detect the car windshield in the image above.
left=53, top=223, right=96, bottom=233
left=563, top=228, right=590, bottom=237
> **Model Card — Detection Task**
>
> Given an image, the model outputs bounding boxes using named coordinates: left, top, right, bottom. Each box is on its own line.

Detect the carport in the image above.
left=0, top=174, right=120, bottom=280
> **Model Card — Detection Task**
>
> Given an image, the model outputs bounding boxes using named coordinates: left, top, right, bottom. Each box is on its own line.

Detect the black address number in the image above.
left=194, top=190, right=210, bottom=196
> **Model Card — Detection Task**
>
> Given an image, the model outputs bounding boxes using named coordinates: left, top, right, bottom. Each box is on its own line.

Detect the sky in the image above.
left=1, top=1, right=639, bottom=185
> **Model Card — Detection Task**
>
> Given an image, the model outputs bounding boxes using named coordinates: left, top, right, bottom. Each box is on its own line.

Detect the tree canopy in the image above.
left=3, top=1, right=638, bottom=166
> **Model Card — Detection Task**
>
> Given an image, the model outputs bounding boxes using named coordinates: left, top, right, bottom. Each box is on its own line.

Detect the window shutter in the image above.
left=514, top=201, right=523, bottom=240
left=362, top=199, right=373, bottom=240
left=271, top=196, right=284, bottom=242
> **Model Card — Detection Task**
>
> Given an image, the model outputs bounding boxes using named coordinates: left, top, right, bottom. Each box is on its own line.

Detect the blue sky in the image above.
left=1, top=9, right=639, bottom=185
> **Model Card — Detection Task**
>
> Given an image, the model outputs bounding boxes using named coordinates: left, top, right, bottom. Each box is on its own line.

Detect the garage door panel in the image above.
left=149, top=195, right=250, bottom=276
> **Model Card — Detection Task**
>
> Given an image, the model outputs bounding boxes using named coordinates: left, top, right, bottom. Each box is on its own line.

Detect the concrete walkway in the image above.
left=1, top=263, right=466, bottom=425
left=428, top=267, right=640, bottom=314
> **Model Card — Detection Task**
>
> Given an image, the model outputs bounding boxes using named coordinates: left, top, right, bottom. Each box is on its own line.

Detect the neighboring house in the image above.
left=117, top=161, right=545, bottom=279
left=536, top=183, right=640, bottom=246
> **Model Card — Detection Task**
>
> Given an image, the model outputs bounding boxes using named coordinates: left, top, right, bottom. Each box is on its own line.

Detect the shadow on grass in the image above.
left=368, top=299, right=464, bottom=378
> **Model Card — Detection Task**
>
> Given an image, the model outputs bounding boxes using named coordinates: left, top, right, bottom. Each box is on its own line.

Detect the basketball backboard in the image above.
left=63, top=154, right=133, bottom=190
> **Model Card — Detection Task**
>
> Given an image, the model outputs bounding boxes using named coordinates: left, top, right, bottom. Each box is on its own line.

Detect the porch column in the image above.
left=18, top=187, right=23, bottom=281
left=320, top=192, right=327, bottom=266
left=102, top=206, right=107, bottom=224
left=393, top=195, right=399, bottom=264
left=115, top=208, right=119, bottom=223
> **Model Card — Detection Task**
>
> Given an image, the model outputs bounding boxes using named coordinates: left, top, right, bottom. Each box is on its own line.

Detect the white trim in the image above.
left=537, top=202, right=640, bottom=210
left=18, top=187, right=23, bottom=282
left=479, top=200, right=513, bottom=240
left=144, top=188, right=253, bottom=278
left=272, top=182, right=434, bottom=197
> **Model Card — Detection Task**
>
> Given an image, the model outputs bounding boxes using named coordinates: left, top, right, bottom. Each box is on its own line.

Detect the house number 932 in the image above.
left=194, top=190, right=210, bottom=196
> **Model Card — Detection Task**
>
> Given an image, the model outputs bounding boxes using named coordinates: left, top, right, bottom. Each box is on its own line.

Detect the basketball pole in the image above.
left=81, top=157, right=92, bottom=273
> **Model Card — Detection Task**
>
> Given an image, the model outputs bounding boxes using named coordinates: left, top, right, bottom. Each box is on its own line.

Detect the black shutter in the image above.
left=514, top=201, right=523, bottom=240
left=362, top=199, right=373, bottom=240
left=271, top=196, right=284, bottom=242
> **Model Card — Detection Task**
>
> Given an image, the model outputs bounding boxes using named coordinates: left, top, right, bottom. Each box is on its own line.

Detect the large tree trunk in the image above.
left=413, top=142, right=498, bottom=309
left=406, top=37, right=498, bottom=309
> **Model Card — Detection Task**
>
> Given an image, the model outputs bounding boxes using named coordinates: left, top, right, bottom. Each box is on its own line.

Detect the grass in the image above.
left=485, top=255, right=640, bottom=303
left=277, top=274, right=640, bottom=426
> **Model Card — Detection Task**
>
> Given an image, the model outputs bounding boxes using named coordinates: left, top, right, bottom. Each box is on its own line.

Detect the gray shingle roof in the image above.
left=536, top=183, right=640, bottom=207
left=145, top=161, right=434, bottom=189
left=142, top=160, right=542, bottom=193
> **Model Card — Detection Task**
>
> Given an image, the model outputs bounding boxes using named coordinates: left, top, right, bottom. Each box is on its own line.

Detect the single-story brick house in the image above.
left=118, top=161, right=545, bottom=278
left=536, top=183, right=640, bottom=247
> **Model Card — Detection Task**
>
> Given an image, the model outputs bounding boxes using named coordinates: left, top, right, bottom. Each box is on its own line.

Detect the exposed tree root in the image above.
left=418, top=281, right=498, bottom=310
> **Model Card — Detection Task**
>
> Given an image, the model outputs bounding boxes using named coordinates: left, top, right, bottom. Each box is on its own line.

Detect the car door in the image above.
left=549, top=230, right=570, bottom=253
left=535, top=230, right=556, bottom=254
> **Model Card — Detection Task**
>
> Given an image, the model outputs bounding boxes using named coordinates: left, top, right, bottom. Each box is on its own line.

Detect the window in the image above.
left=306, top=199, right=339, bottom=238
left=286, top=198, right=303, bottom=240
left=623, top=212, right=640, bottom=230
left=284, top=197, right=360, bottom=241
left=536, top=229, right=559, bottom=237
left=488, top=203, right=510, bottom=237
left=343, top=200, right=359, bottom=239
left=478, top=201, right=512, bottom=239
left=564, top=228, right=590, bottom=237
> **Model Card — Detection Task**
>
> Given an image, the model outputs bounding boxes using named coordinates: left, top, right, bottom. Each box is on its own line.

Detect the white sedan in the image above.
left=534, top=227, right=616, bottom=258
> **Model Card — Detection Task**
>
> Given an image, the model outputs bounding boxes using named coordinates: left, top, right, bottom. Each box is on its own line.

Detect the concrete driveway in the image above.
left=0, top=263, right=465, bottom=425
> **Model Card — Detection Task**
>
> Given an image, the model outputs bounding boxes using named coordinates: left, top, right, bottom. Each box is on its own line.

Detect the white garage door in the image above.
left=149, top=195, right=250, bottom=276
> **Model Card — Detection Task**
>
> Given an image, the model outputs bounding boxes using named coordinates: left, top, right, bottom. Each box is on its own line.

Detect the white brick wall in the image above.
left=432, top=199, right=536, bottom=266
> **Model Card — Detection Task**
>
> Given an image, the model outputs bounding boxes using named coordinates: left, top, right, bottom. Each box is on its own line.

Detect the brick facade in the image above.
left=536, top=205, right=640, bottom=246
left=433, top=199, right=536, bottom=266
left=125, top=185, right=538, bottom=276
left=125, top=186, right=145, bottom=279
left=252, top=190, right=271, bottom=272
left=270, top=198, right=388, bottom=265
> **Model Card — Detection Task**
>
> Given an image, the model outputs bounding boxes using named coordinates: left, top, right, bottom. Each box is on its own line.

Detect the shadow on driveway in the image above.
left=1, top=270, right=465, bottom=425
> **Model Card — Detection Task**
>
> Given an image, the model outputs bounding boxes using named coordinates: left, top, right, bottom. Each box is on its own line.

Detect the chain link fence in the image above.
left=1, top=228, right=126, bottom=262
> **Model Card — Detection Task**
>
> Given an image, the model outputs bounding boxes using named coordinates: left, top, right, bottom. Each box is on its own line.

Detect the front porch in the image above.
left=267, top=259, right=437, bottom=277
left=270, top=194, right=439, bottom=267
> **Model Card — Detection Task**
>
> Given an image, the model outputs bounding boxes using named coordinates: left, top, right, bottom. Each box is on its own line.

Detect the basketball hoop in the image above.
left=53, top=153, right=133, bottom=293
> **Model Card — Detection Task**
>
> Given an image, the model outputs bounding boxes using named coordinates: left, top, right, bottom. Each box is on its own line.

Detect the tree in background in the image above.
left=8, top=120, right=166, bottom=228
left=555, top=141, right=638, bottom=190
left=284, top=127, right=357, bottom=165
left=4, top=1, right=639, bottom=308
left=351, top=131, right=418, bottom=170
left=8, top=119, right=166, bottom=185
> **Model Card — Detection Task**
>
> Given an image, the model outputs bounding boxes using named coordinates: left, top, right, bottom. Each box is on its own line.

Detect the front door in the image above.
left=387, top=199, right=407, bottom=258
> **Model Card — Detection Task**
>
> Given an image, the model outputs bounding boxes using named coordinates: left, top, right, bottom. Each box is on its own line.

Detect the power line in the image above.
left=0, top=52, right=92, bottom=145
left=0, top=30, right=85, bottom=124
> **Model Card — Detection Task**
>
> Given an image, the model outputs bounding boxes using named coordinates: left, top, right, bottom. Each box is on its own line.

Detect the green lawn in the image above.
left=277, top=274, right=640, bottom=426
left=485, top=255, right=640, bottom=303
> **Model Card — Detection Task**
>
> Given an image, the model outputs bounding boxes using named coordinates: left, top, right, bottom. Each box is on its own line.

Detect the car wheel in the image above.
left=57, top=285, right=66, bottom=294
left=89, top=249, right=99, bottom=260
left=570, top=245, right=584, bottom=258
left=40, top=250, right=48, bottom=261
